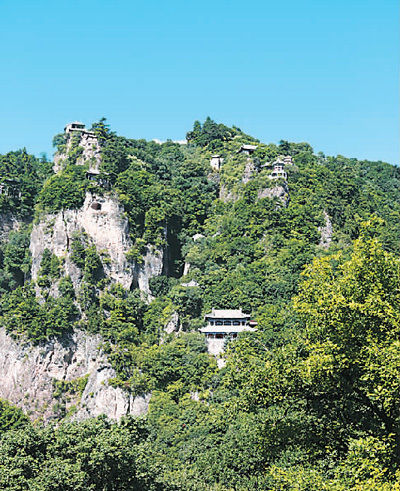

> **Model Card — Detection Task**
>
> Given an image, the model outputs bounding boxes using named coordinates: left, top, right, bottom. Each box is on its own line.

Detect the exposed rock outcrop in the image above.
left=53, top=129, right=101, bottom=173
left=219, top=184, right=238, bottom=203
left=77, top=131, right=102, bottom=169
left=257, top=183, right=290, bottom=207
left=0, top=327, right=150, bottom=422
left=318, top=210, right=333, bottom=248
left=242, top=158, right=257, bottom=184
left=0, top=213, right=25, bottom=242
left=31, top=193, right=135, bottom=292
left=135, top=246, right=164, bottom=296
left=30, top=193, right=163, bottom=297
left=164, top=311, right=180, bottom=335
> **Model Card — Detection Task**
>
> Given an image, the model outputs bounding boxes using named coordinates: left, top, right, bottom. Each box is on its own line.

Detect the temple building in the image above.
left=283, top=155, right=293, bottom=166
left=85, top=169, right=110, bottom=189
left=0, top=178, right=21, bottom=198
left=64, top=122, right=97, bottom=140
left=200, top=309, right=257, bottom=361
left=268, top=158, right=287, bottom=180
left=64, top=121, right=86, bottom=134
left=210, top=154, right=224, bottom=171
left=238, top=144, right=258, bottom=155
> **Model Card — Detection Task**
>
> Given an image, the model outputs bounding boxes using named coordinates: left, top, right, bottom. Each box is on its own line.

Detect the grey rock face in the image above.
left=257, top=183, right=290, bottom=207
left=30, top=193, right=164, bottom=297
left=219, top=184, right=238, bottom=203
left=318, top=210, right=333, bottom=248
left=0, top=213, right=24, bottom=242
left=53, top=130, right=101, bottom=173
left=0, top=327, right=150, bottom=422
left=242, top=158, right=257, bottom=184
left=78, top=131, right=102, bottom=169
left=135, top=246, right=164, bottom=296
left=164, top=311, right=180, bottom=334
left=31, top=193, right=135, bottom=291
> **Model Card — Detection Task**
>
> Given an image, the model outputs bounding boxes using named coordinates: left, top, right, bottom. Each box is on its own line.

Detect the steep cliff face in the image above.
left=318, top=210, right=333, bottom=248
left=0, top=213, right=26, bottom=242
left=135, top=246, right=164, bottom=296
left=257, top=183, right=290, bottom=207
left=30, top=192, right=163, bottom=296
left=0, top=327, right=150, bottom=422
left=31, top=192, right=135, bottom=291
left=53, top=129, right=101, bottom=173
left=242, top=158, right=257, bottom=184
left=77, top=131, right=102, bottom=169
left=2, top=128, right=169, bottom=422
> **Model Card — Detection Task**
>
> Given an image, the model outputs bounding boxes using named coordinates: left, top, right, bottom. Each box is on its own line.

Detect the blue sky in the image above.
left=0, top=0, right=398, bottom=164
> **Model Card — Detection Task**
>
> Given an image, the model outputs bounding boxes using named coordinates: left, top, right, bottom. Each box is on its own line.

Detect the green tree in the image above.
left=0, top=400, right=28, bottom=432
left=294, top=226, right=400, bottom=460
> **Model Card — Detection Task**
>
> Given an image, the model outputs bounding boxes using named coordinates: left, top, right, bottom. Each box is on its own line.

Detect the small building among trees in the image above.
left=283, top=155, right=293, bottom=166
left=210, top=155, right=224, bottom=171
left=64, top=122, right=96, bottom=139
left=238, top=144, right=258, bottom=156
left=85, top=169, right=110, bottom=189
left=200, top=309, right=257, bottom=360
left=0, top=178, right=21, bottom=198
left=268, top=158, right=288, bottom=180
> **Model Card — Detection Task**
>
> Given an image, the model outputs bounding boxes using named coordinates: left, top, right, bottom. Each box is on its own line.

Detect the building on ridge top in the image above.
left=64, top=121, right=96, bottom=137
left=200, top=309, right=257, bottom=360
left=64, top=121, right=86, bottom=134
left=238, top=144, right=258, bottom=156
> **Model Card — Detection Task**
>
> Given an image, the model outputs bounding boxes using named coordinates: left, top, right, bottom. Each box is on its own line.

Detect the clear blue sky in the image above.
left=0, top=0, right=398, bottom=164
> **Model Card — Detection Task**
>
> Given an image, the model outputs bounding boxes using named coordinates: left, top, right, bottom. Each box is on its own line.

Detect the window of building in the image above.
left=216, top=333, right=224, bottom=339
left=216, top=321, right=223, bottom=326
left=223, top=321, right=232, bottom=326
left=233, top=321, right=240, bottom=326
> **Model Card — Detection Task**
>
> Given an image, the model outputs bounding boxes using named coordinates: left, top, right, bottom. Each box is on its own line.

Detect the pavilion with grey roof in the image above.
left=237, top=144, right=258, bottom=155
left=200, top=309, right=257, bottom=362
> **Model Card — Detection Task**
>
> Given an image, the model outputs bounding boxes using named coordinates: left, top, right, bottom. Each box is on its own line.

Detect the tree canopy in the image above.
left=0, top=119, right=399, bottom=489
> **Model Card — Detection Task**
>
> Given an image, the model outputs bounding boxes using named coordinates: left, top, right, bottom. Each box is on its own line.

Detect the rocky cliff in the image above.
left=257, top=182, right=290, bottom=207
left=318, top=210, right=333, bottom=248
left=31, top=192, right=134, bottom=291
left=15, top=185, right=162, bottom=422
left=0, top=212, right=26, bottom=242
left=31, top=192, right=163, bottom=297
left=0, top=125, right=169, bottom=423
left=53, top=127, right=101, bottom=173
left=0, top=327, right=150, bottom=422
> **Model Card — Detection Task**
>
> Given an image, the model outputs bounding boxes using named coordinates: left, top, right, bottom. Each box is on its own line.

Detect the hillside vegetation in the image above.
left=0, top=118, right=399, bottom=489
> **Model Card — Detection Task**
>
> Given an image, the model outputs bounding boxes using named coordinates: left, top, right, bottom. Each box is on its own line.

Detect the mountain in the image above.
left=0, top=118, right=399, bottom=489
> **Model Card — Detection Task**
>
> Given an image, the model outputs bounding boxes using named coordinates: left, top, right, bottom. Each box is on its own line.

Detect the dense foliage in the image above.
left=0, top=284, right=77, bottom=343
left=37, top=165, right=89, bottom=213
left=0, top=150, right=51, bottom=218
left=0, top=119, right=399, bottom=489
